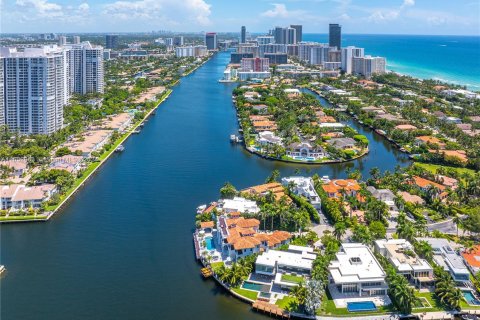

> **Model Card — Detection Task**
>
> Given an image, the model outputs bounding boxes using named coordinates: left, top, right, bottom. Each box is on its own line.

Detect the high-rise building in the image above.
left=73, top=36, right=80, bottom=44
left=352, top=55, right=386, bottom=78
left=67, top=42, right=104, bottom=94
left=0, top=58, right=4, bottom=126
left=58, top=36, right=67, bottom=46
left=341, top=46, right=364, bottom=74
left=105, top=35, right=119, bottom=49
left=329, top=24, right=342, bottom=49
left=240, top=26, right=246, bottom=44
left=290, top=25, right=302, bottom=43
left=165, top=38, right=174, bottom=46
left=256, top=36, right=274, bottom=45
left=173, top=36, right=184, bottom=46
left=285, top=27, right=296, bottom=45
left=0, top=46, right=69, bottom=134
left=205, top=32, right=217, bottom=50
left=240, top=58, right=269, bottom=72
left=274, top=27, right=285, bottom=44
left=310, top=45, right=331, bottom=65
left=264, top=53, right=287, bottom=65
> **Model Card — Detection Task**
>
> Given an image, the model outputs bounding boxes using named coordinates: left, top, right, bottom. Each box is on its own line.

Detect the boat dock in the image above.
left=252, top=301, right=290, bottom=319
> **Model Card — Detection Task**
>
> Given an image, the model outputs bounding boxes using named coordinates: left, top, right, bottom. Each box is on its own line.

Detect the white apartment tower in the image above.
left=341, top=46, right=365, bottom=74
left=0, top=46, right=69, bottom=134
left=352, top=55, right=386, bottom=78
left=66, top=41, right=104, bottom=94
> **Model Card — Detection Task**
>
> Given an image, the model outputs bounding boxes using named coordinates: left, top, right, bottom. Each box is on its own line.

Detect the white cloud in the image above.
left=103, top=0, right=211, bottom=26
left=367, top=0, right=415, bottom=23
left=16, top=0, right=63, bottom=18
left=261, top=3, right=289, bottom=18
left=78, top=3, right=89, bottom=13
left=402, top=0, right=415, bottom=7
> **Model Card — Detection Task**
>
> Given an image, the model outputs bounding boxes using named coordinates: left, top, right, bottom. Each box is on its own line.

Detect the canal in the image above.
left=0, top=52, right=409, bottom=320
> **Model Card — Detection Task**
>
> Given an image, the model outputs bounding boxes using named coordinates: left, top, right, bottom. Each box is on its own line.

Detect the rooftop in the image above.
left=256, top=246, right=315, bottom=270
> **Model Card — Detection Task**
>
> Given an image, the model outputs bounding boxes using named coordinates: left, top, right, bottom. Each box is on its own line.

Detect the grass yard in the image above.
left=414, top=292, right=446, bottom=312
left=281, top=274, right=304, bottom=284
left=317, top=290, right=395, bottom=316
left=210, top=262, right=224, bottom=273
left=232, top=288, right=258, bottom=301
left=414, top=163, right=475, bottom=179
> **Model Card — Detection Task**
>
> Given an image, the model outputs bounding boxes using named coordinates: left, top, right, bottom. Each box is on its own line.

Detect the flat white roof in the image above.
left=256, top=246, right=315, bottom=270
left=329, top=243, right=386, bottom=284
left=221, top=196, right=260, bottom=214
left=417, top=238, right=469, bottom=275
left=375, top=239, right=432, bottom=272
left=319, top=123, right=345, bottom=128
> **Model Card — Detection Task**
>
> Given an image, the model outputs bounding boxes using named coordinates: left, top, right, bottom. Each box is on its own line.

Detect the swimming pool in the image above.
left=205, top=237, right=215, bottom=250
left=463, top=291, right=480, bottom=305
left=347, top=301, right=377, bottom=312
left=241, top=281, right=271, bottom=293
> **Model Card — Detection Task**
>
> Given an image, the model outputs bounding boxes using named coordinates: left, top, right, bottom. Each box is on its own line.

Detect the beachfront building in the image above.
left=328, top=243, right=389, bottom=299
left=216, top=215, right=291, bottom=261
left=0, top=184, right=57, bottom=210
left=281, top=176, right=321, bottom=209
left=255, top=245, right=316, bottom=288
left=418, top=238, right=471, bottom=284
left=374, top=239, right=434, bottom=288
left=285, top=142, right=326, bottom=161
left=218, top=196, right=260, bottom=215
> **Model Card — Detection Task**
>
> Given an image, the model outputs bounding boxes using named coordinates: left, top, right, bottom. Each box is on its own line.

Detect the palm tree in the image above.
left=333, top=221, right=347, bottom=241
left=452, top=214, right=463, bottom=237
left=291, top=281, right=307, bottom=306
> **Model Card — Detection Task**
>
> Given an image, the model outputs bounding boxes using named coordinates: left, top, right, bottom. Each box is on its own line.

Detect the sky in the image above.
left=1, top=0, right=479, bottom=35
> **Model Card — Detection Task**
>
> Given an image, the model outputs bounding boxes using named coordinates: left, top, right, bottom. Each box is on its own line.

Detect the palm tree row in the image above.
left=216, top=256, right=256, bottom=287
left=434, top=266, right=462, bottom=310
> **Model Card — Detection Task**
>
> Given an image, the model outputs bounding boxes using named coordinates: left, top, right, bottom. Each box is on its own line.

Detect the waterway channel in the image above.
left=0, top=51, right=410, bottom=320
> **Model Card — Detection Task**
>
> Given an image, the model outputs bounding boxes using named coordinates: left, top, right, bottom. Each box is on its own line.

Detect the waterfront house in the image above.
left=241, top=182, right=290, bottom=203
left=0, top=159, right=28, bottom=178
left=410, top=176, right=447, bottom=199
left=429, top=149, right=468, bottom=164
left=318, top=122, right=345, bottom=131
left=375, top=113, right=405, bottom=123
left=216, top=215, right=291, bottom=261
left=255, top=245, right=316, bottom=288
left=281, top=176, right=321, bottom=209
left=326, top=137, right=356, bottom=150
left=49, top=155, right=84, bottom=174
left=256, top=131, right=282, bottom=146
left=219, top=197, right=260, bottom=215
left=322, top=179, right=361, bottom=199
left=414, top=136, right=445, bottom=148
left=100, top=113, right=134, bottom=132
left=285, top=142, right=326, bottom=160
left=252, top=120, right=278, bottom=132
left=328, top=243, right=388, bottom=297
left=366, top=186, right=397, bottom=211
left=394, top=124, right=417, bottom=131
left=418, top=238, right=471, bottom=284
left=462, top=245, right=480, bottom=275
left=374, top=239, right=434, bottom=288
left=0, top=184, right=57, bottom=210
left=361, top=106, right=384, bottom=114
left=63, top=130, right=113, bottom=158
left=252, top=104, right=268, bottom=113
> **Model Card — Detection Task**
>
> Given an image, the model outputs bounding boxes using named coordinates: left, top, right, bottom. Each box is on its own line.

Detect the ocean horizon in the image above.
left=302, top=33, right=480, bottom=91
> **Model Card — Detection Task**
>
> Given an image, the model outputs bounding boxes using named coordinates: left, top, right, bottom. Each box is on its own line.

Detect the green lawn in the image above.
left=281, top=274, right=304, bottom=284
left=232, top=288, right=258, bottom=301
left=210, top=262, right=224, bottom=273
left=461, top=300, right=480, bottom=310
left=414, top=292, right=445, bottom=312
left=318, top=291, right=395, bottom=316
left=0, top=215, right=48, bottom=221
left=414, top=163, right=475, bottom=179
left=276, top=296, right=301, bottom=312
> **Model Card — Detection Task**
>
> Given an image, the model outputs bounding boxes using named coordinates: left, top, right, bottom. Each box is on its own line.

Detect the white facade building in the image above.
left=66, top=41, right=104, bottom=95
left=352, top=55, right=386, bottom=78
left=341, top=46, right=364, bottom=74
left=219, top=196, right=260, bottom=214
left=0, top=46, right=69, bottom=134
left=281, top=176, right=321, bottom=208
left=329, top=243, right=388, bottom=296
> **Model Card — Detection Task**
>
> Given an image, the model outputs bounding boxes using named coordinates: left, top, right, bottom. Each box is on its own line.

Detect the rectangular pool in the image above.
left=241, top=281, right=271, bottom=293
left=205, top=237, right=214, bottom=250
left=347, top=301, right=377, bottom=312
left=463, top=291, right=480, bottom=305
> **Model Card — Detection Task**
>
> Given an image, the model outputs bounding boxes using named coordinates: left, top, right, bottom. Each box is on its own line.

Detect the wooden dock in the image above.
left=200, top=267, right=213, bottom=278
left=252, top=300, right=290, bottom=319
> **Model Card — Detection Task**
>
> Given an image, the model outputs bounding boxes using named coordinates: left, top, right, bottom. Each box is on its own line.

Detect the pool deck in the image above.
left=328, top=285, right=391, bottom=308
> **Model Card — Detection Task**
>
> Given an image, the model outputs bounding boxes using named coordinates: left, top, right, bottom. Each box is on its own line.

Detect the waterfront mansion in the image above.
left=216, top=214, right=291, bottom=262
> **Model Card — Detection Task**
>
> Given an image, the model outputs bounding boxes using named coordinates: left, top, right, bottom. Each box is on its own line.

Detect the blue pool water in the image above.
left=205, top=237, right=214, bottom=250
left=463, top=291, right=480, bottom=305
left=241, top=281, right=271, bottom=293
left=347, top=301, right=377, bottom=312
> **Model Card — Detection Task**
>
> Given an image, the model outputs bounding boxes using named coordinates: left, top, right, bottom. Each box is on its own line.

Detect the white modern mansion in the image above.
left=374, top=239, right=434, bottom=288
left=0, top=42, right=104, bottom=134
left=281, top=176, right=321, bottom=209
left=328, top=243, right=388, bottom=297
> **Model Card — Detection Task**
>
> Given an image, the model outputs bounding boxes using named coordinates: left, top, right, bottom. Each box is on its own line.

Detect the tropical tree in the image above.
left=333, top=221, right=347, bottom=241
left=220, top=182, right=237, bottom=199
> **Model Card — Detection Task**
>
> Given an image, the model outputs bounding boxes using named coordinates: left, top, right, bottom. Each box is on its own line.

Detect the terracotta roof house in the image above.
left=430, top=149, right=468, bottom=164
left=322, top=179, right=361, bottom=199
left=0, top=184, right=57, bottom=210
left=435, top=175, right=458, bottom=190
left=395, top=124, right=417, bottom=131
left=216, top=215, right=291, bottom=261
left=398, top=191, right=425, bottom=205
left=0, top=159, right=28, bottom=178
left=462, top=245, right=480, bottom=274
left=414, top=136, right=445, bottom=148
left=241, top=182, right=290, bottom=203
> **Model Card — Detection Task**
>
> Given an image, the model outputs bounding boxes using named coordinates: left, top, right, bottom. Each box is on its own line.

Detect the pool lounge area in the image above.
left=241, top=281, right=272, bottom=293
left=205, top=237, right=215, bottom=250
left=347, top=301, right=377, bottom=312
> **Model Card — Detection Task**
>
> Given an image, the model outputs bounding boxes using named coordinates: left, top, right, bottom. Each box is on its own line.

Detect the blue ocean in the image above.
left=303, top=34, right=480, bottom=90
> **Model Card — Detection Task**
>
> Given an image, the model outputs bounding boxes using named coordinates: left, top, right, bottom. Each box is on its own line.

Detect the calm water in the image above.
left=1, top=52, right=409, bottom=320
left=303, top=34, right=480, bottom=90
